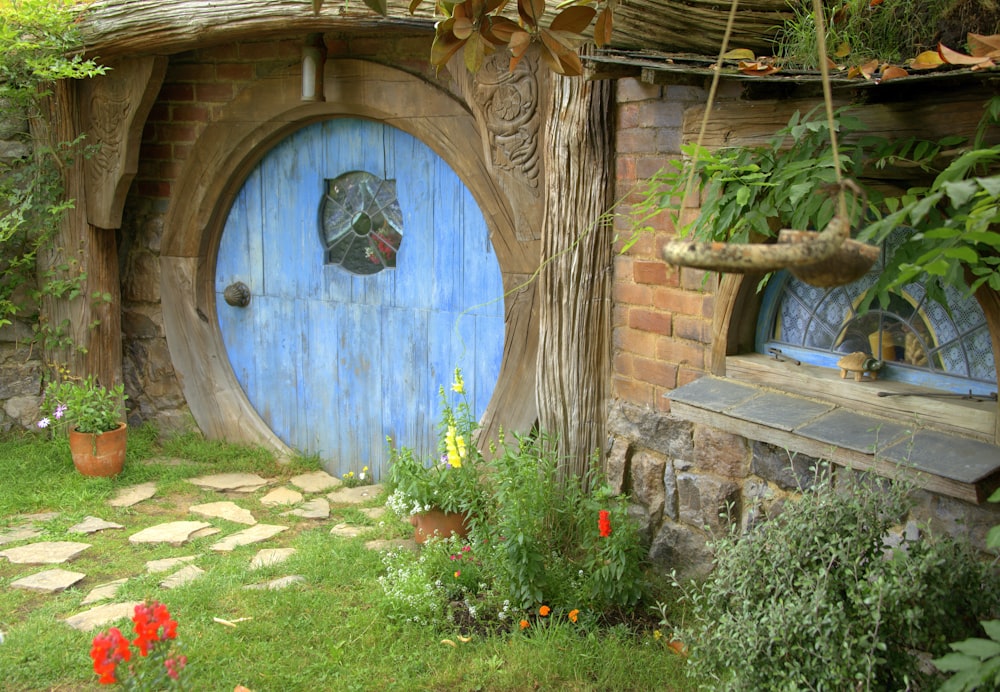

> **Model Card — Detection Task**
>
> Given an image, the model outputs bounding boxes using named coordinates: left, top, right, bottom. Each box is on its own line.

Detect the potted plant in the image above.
left=39, top=372, right=128, bottom=477
left=386, top=370, right=485, bottom=543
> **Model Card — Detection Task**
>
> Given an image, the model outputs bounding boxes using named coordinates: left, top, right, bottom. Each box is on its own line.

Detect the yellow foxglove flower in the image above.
left=451, top=369, right=465, bottom=394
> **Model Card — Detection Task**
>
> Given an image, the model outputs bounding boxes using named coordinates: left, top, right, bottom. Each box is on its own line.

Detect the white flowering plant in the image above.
left=386, top=369, right=485, bottom=517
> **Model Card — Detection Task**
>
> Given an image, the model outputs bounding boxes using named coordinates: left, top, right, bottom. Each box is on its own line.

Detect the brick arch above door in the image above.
left=160, top=58, right=540, bottom=454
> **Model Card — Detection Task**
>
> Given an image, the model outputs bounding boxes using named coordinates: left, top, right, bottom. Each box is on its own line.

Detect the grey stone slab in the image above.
left=795, top=409, right=911, bottom=455
left=109, top=482, right=157, bottom=508
left=209, top=524, right=288, bottom=552
left=15, top=512, right=59, bottom=522
left=326, top=484, right=384, bottom=505
left=289, top=470, right=342, bottom=493
left=81, top=578, right=129, bottom=605
left=260, top=487, right=303, bottom=507
left=880, top=430, right=1000, bottom=484
left=358, top=507, right=386, bottom=520
left=329, top=523, right=367, bottom=538
left=68, top=516, right=125, bottom=534
left=243, top=575, right=304, bottom=591
left=129, top=521, right=213, bottom=546
left=726, top=392, right=834, bottom=431
left=189, top=501, right=257, bottom=525
left=160, top=564, right=205, bottom=589
left=189, top=473, right=272, bottom=493
left=64, top=601, right=142, bottom=632
left=0, top=541, right=91, bottom=564
left=364, top=538, right=418, bottom=552
left=0, top=526, right=42, bottom=546
left=11, top=568, right=86, bottom=593
left=667, top=376, right=760, bottom=410
left=146, top=555, right=199, bottom=574
left=281, top=497, right=329, bottom=519
left=250, top=548, right=296, bottom=570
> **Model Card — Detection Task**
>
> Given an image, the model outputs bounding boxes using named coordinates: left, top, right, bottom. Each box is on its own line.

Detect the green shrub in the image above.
left=674, top=468, right=999, bottom=691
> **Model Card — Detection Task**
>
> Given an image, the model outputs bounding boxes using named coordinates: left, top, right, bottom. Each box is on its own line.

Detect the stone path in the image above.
left=0, top=472, right=412, bottom=633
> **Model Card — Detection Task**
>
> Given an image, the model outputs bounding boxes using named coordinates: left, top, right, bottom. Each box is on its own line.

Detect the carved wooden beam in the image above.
left=80, top=56, right=167, bottom=230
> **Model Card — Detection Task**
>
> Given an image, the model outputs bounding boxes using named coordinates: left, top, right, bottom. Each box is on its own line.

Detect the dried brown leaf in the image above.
left=594, top=7, right=613, bottom=48
left=549, top=6, right=596, bottom=34
left=938, top=42, right=991, bottom=66
left=723, top=48, right=755, bottom=61
left=968, top=33, right=1000, bottom=58
left=880, top=66, right=908, bottom=82
left=910, top=50, right=944, bottom=70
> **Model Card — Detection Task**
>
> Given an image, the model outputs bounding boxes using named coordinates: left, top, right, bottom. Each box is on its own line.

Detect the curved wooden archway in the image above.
left=160, top=59, right=538, bottom=453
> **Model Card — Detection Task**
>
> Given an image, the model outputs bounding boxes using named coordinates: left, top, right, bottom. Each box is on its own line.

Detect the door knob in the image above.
left=223, top=281, right=251, bottom=307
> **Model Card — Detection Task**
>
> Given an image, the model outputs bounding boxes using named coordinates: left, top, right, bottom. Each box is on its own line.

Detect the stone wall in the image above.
left=610, top=77, right=1000, bottom=579
left=0, top=102, right=43, bottom=432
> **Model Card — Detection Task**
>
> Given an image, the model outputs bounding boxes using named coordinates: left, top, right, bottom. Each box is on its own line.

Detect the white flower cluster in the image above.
left=384, top=489, right=431, bottom=518
left=377, top=550, right=445, bottom=625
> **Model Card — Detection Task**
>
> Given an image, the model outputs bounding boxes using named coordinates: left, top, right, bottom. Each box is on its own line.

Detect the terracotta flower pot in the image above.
left=68, top=423, right=127, bottom=477
left=409, top=508, right=469, bottom=544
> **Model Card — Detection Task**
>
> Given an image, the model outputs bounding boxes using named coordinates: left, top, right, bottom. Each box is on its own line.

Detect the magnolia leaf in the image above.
left=834, top=42, right=851, bottom=58
left=549, top=5, right=596, bottom=34
left=939, top=42, right=992, bottom=66
left=723, top=48, right=755, bottom=61
left=855, top=59, right=879, bottom=80
left=518, top=0, right=546, bottom=29
left=594, top=7, right=613, bottom=48
left=430, top=23, right=468, bottom=67
left=508, top=29, right=532, bottom=72
left=910, top=50, right=944, bottom=70
left=484, top=16, right=520, bottom=44
left=313, top=0, right=323, bottom=15
left=880, top=66, right=908, bottom=82
left=972, top=57, right=997, bottom=71
left=968, top=32, right=1000, bottom=58
left=453, top=16, right=474, bottom=40
left=362, top=0, right=388, bottom=15
left=464, top=30, right=486, bottom=73
left=408, top=0, right=424, bottom=13
left=468, top=0, right=485, bottom=18
left=486, top=0, right=508, bottom=12
left=539, top=29, right=584, bottom=76
left=738, top=60, right=779, bottom=76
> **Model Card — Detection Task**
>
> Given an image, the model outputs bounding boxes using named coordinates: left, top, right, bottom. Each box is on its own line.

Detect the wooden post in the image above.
left=536, top=67, right=615, bottom=482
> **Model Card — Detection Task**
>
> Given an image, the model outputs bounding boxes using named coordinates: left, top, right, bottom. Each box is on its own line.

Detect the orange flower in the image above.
left=519, top=619, right=530, bottom=630
left=568, top=609, right=579, bottom=623
left=539, top=605, right=550, bottom=617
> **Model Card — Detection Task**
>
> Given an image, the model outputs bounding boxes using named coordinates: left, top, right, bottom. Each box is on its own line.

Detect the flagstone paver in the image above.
left=327, top=484, right=384, bottom=505
left=64, top=601, right=142, bottom=632
left=68, top=516, right=125, bottom=534
left=0, top=526, right=42, bottom=546
left=146, top=555, right=199, bottom=574
left=189, top=501, right=257, bottom=525
left=260, top=487, right=304, bottom=506
left=16, top=512, right=59, bottom=522
left=0, top=541, right=91, bottom=564
left=330, top=523, right=367, bottom=538
left=289, top=470, right=341, bottom=493
left=160, top=564, right=205, bottom=589
left=210, top=524, right=288, bottom=552
left=282, top=497, right=329, bottom=519
left=108, top=482, right=157, bottom=508
left=250, top=548, right=296, bottom=570
left=244, top=575, right=304, bottom=591
left=11, top=568, right=86, bottom=593
left=359, top=507, right=386, bottom=520
left=189, top=472, right=272, bottom=493
left=81, top=578, right=129, bottom=605
left=129, top=521, right=213, bottom=546
left=364, top=538, right=418, bottom=552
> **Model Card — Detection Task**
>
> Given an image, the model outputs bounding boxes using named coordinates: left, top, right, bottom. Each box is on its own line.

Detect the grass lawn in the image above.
left=0, top=426, right=691, bottom=691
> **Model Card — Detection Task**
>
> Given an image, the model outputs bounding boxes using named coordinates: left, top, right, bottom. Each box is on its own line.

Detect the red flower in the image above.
left=598, top=510, right=612, bottom=537
left=90, top=627, right=131, bottom=684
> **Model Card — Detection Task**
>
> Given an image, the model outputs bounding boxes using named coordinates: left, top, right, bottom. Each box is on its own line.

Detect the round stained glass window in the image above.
left=320, top=171, right=403, bottom=275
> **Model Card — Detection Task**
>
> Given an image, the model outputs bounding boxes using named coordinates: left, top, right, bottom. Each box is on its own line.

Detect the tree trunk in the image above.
left=536, top=70, right=614, bottom=483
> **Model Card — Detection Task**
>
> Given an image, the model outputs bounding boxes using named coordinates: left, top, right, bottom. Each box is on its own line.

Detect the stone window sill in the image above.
left=667, top=354, right=1000, bottom=504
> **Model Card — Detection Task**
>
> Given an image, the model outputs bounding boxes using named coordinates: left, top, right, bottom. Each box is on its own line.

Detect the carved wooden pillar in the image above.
left=36, top=57, right=165, bottom=386
left=536, top=67, right=615, bottom=482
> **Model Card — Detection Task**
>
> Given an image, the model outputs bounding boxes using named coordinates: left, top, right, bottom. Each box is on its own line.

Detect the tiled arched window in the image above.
left=758, top=231, right=996, bottom=394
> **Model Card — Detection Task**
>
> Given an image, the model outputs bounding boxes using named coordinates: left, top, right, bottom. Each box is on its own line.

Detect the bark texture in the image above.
left=536, top=69, right=614, bottom=482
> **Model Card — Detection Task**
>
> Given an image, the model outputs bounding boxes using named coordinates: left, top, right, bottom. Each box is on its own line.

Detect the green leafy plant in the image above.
left=673, top=467, right=999, bottom=691
left=40, top=370, right=127, bottom=434
left=933, top=487, right=1000, bottom=691
left=386, top=369, right=487, bottom=517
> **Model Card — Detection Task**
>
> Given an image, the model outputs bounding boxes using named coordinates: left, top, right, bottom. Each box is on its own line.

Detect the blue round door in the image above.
left=215, top=118, right=505, bottom=479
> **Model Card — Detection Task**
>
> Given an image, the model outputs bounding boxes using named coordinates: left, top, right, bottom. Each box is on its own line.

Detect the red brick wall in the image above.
left=612, top=78, right=717, bottom=412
